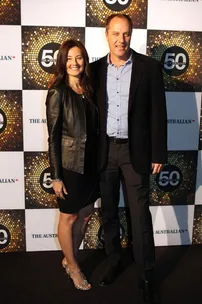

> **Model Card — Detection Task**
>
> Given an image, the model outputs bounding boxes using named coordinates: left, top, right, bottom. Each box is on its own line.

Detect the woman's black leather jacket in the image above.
left=46, top=83, right=97, bottom=179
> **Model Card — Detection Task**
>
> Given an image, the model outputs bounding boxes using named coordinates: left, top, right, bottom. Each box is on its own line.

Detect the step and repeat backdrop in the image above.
left=0, top=0, right=202, bottom=253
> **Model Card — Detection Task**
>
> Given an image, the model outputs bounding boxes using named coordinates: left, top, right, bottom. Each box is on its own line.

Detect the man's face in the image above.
left=106, top=16, right=132, bottom=60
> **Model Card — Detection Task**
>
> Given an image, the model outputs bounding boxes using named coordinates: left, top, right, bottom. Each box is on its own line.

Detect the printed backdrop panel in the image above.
left=147, top=30, right=202, bottom=92
left=130, top=29, right=147, bottom=55
left=0, top=210, right=25, bottom=252
left=0, top=0, right=21, bottom=25
left=195, top=151, right=202, bottom=205
left=86, top=0, right=148, bottom=29
left=85, top=27, right=147, bottom=63
left=150, top=151, right=197, bottom=206
left=24, top=152, right=57, bottom=209
left=85, top=27, right=109, bottom=63
left=0, top=26, right=22, bottom=90
left=151, top=205, right=194, bottom=246
left=166, top=92, right=201, bottom=151
left=21, top=0, right=86, bottom=27
left=192, top=204, right=202, bottom=244
left=23, top=90, right=48, bottom=151
left=0, top=0, right=202, bottom=252
left=0, top=91, right=23, bottom=151
left=0, top=152, right=25, bottom=210
left=25, top=209, right=60, bottom=251
left=22, top=26, right=85, bottom=90
left=148, top=0, right=202, bottom=31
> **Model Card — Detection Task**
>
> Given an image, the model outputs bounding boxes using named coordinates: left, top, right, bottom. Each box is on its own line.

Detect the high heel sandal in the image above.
left=63, top=262, right=91, bottom=290
left=62, top=257, right=68, bottom=269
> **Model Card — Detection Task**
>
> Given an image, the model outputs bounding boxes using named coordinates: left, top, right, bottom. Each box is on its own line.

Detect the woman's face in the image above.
left=66, top=46, right=85, bottom=78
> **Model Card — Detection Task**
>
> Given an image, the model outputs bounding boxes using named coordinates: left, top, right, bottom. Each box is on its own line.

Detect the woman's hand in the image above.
left=52, top=181, right=68, bottom=200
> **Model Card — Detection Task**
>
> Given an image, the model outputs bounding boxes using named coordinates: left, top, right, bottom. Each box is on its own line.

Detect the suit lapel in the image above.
left=128, top=51, right=143, bottom=111
left=98, top=56, right=107, bottom=131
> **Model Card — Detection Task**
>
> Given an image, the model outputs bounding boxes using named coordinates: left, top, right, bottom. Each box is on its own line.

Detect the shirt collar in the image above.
left=107, top=50, right=133, bottom=66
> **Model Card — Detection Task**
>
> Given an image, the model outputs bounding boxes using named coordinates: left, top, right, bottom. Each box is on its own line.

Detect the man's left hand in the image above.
left=151, top=163, right=163, bottom=174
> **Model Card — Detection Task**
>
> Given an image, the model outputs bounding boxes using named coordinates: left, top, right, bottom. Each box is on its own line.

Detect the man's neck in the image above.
left=109, top=50, right=131, bottom=68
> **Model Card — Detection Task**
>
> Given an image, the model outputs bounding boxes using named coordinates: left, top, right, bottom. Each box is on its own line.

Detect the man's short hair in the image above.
left=105, top=14, right=133, bottom=32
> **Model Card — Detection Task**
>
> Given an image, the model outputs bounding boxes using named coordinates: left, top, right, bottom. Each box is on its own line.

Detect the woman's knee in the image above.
left=59, top=213, right=78, bottom=226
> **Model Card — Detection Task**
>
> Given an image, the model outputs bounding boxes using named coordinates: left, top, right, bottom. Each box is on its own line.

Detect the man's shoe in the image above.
left=99, top=265, right=120, bottom=287
left=139, top=279, right=160, bottom=304
left=138, top=269, right=161, bottom=304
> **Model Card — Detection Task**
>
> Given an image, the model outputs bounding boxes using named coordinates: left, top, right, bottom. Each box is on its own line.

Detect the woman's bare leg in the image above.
left=58, top=212, right=91, bottom=289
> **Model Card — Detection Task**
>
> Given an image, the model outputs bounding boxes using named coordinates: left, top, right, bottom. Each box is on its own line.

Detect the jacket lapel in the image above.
left=98, top=56, right=108, bottom=131
left=128, top=51, right=143, bottom=111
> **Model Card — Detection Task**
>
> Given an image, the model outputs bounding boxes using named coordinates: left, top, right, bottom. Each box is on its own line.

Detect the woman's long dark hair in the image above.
left=49, top=39, right=93, bottom=101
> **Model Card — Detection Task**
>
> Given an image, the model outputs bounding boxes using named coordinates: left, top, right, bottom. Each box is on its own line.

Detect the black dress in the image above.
left=57, top=92, right=98, bottom=214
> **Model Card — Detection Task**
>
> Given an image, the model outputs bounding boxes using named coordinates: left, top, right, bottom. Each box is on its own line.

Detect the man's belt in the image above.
left=109, top=137, right=128, bottom=144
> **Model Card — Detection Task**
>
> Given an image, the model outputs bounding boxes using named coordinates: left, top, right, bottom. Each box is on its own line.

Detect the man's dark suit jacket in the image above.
left=91, top=50, right=167, bottom=175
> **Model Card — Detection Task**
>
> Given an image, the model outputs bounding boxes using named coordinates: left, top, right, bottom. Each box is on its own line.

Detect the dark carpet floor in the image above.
left=1, top=245, right=202, bottom=304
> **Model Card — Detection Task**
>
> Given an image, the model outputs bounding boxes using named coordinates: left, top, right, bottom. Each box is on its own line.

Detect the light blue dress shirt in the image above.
left=106, top=53, right=133, bottom=139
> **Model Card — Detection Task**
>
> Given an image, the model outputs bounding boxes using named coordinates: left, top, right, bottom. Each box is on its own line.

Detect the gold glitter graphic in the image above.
left=0, top=0, right=20, bottom=25
left=150, top=151, right=197, bottom=206
left=192, top=206, right=202, bottom=244
left=83, top=208, right=130, bottom=249
left=0, top=91, right=23, bottom=151
left=86, top=0, right=147, bottom=29
left=24, top=152, right=57, bottom=209
left=22, top=26, right=85, bottom=89
left=147, top=30, right=202, bottom=91
left=0, top=210, right=25, bottom=252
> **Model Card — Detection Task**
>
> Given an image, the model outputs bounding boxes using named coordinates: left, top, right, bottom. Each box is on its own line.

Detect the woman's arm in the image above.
left=46, top=88, right=63, bottom=180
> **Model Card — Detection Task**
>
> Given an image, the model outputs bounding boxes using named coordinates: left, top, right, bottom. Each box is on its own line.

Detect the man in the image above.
left=91, top=14, right=167, bottom=303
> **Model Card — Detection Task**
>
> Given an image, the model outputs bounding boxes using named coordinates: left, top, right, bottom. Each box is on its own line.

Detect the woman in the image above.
left=46, top=39, right=98, bottom=290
